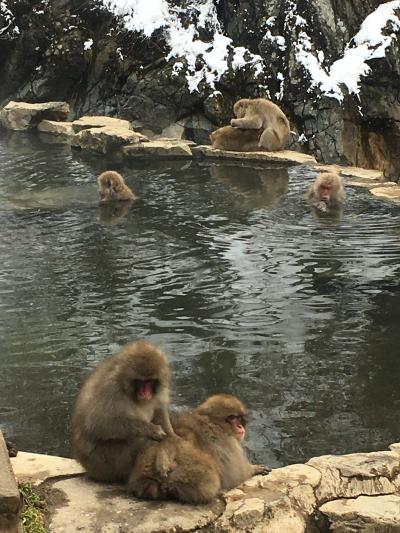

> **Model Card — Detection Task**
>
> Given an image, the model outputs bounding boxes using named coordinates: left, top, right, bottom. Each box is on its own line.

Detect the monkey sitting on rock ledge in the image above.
left=210, top=98, right=290, bottom=152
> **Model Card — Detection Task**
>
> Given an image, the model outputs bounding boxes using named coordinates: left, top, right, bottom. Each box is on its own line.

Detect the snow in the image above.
left=102, top=1, right=400, bottom=99
left=83, top=39, right=93, bottom=50
left=103, top=0, right=264, bottom=92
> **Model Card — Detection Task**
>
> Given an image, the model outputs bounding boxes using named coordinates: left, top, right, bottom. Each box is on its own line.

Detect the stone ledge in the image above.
left=193, top=144, right=317, bottom=165
left=0, top=431, right=21, bottom=533
left=121, top=139, right=193, bottom=158
left=72, top=115, right=132, bottom=133
left=370, top=185, right=400, bottom=202
left=10, top=442, right=400, bottom=533
left=320, top=494, right=400, bottom=532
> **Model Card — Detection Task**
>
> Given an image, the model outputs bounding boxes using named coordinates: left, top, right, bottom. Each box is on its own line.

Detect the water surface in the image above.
left=1, top=131, right=399, bottom=467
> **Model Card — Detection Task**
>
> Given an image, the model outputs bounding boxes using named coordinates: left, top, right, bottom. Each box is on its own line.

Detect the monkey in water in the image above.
left=97, top=170, right=136, bottom=202
left=230, top=98, right=290, bottom=151
left=128, top=394, right=270, bottom=504
left=210, top=126, right=263, bottom=152
left=306, top=172, right=346, bottom=214
left=71, top=340, right=175, bottom=482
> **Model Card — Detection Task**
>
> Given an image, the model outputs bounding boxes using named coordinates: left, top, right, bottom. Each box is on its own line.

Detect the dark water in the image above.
left=1, top=131, right=400, bottom=468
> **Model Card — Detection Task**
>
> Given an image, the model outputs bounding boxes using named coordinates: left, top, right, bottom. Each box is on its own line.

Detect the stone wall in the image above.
left=8, top=442, right=400, bottom=532
left=0, top=1, right=400, bottom=178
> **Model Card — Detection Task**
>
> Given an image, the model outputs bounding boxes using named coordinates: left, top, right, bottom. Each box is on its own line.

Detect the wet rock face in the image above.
left=0, top=0, right=400, bottom=178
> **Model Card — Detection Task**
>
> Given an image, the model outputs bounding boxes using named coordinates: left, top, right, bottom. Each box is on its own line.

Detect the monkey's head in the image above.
left=233, top=99, right=251, bottom=119
left=117, top=341, right=170, bottom=402
left=198, top=394, right=247, bottom=442
left=97, top=171, right=135, bottom=202
left=314, top=172, right=345, bottom=207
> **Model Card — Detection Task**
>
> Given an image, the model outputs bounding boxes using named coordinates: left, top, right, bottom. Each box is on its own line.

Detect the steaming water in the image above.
left=0, top=131, right=399, bottom=467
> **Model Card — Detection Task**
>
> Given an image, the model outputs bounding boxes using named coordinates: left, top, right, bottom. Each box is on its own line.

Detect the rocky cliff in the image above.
left=0, top=0, right=399, bottom=178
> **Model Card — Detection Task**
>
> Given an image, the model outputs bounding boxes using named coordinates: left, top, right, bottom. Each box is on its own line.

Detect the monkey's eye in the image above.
left=227, top=414, right=247, bottom=426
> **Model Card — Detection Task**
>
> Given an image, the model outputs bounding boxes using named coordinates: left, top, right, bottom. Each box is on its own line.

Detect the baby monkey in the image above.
left=97, top=170, right=136, bottom=202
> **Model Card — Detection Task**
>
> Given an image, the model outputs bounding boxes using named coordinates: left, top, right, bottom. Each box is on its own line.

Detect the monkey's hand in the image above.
left=252, top=464, right=271, bottom=476
left=151, top=426, right=167, bottom=441
left=230, top=118, right=239, bottom=127
left=316, top=201, right=328, bottom=212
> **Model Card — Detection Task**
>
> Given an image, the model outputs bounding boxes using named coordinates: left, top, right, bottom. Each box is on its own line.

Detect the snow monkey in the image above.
left=210, top=125, right=263, bottom=151
left=71, top=340, right=175, bottom=482
left=230, top=98, right=290, bottom=151
left=128, top=394, right=271, bottom=504
left=306, top=172, right=346, bottom=213
left=97, top=170, right=136, bottom=202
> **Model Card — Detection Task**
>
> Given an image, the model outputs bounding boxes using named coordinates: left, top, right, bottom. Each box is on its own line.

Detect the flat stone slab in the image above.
left=122, top=139, right=193, bottom=158
left=47, top=476, right=222, bottom=533
left=193, top=144, right=317, bottom=165
left=72, top=115, right=132, bottom=132
left=0, top=101, right=69, bottom=130
left=346, top=178, right=397, bottom=190
left=320, top=494, right=400, bottom=532
left=38, top=120, right=74, bottom=136
left=72, top=126, right=147, bottom=153
left=370, top=185, right=400, bottom=202
left=11, top=452, right=84, bottom=485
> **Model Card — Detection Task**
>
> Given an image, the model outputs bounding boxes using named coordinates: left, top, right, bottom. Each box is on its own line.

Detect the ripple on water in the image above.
left=0, top=134, right=400, bottom=462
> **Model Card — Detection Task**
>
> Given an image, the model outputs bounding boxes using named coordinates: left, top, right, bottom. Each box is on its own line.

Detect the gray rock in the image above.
left=0, top=101, right=69, bottom=130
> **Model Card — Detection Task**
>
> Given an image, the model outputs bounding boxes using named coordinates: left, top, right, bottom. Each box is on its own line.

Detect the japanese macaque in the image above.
left=230, top=98, right=290, bottom=151
left=210, top=126, right=263, bottom=151
left=306, top=172, right=346, bottom=213
left=128, top=394, right=270, bottom=504
left=71, top=340, right=175, bottom=482
left=97, top=170, right=136, bottom=202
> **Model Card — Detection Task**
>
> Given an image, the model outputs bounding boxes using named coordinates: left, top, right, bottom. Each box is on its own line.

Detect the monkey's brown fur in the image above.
left=97, top=170, right=136, bottom=202
left=210, top=126, right=263, bottom=151
left=230, top=98, right=290, bottom=151
left=306, top=172, right=346, bottom=213
left=128, top=394, right=269, bottom=504
left=71, top=340, right=175, bottom=482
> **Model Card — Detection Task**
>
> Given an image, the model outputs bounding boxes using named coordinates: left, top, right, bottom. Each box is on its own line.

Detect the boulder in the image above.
left=320, top=494, right=400, bottom=532
left=11, top=452, right=84, bottom=486
left=72, top=126, right=147, bottom=153
left=0, top=101, right=69, bottom=130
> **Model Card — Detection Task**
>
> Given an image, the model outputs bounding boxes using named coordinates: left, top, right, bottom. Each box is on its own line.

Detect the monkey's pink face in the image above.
left=318, top=183, right=334, bottom=204
left=227, top=414, right=246, bottom=442
left=134, top=380, right=157, bottom=401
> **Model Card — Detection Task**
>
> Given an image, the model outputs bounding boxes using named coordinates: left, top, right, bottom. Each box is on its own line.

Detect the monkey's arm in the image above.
left=231, top=117, right=263, bottom=129
left=91, top=415, right=166, bottom=441
left=153, top=407, right=176, bottom=437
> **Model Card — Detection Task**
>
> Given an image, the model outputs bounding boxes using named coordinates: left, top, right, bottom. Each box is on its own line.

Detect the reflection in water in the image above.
left=209, top=163, right=288, bottom=209
left=99, top=201, right=135, bottom=225
left=0, top=132, right=400, bottom=467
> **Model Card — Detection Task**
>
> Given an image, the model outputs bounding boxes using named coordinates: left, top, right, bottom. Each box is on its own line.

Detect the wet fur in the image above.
left=97, top=170, right=136, bottom=202
left=306, top=172, right=346, bottom=213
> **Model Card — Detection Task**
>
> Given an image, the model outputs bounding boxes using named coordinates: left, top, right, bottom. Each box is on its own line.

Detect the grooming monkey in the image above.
left=230, top=98, right=290, bottom=151
left=71, top=340, right=175, bottom=482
